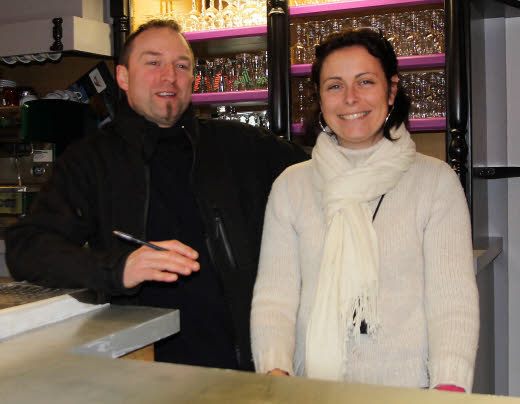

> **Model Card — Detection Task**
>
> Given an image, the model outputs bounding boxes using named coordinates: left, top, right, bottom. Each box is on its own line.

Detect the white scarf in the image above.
left=305, top=125, right=416, bottom=380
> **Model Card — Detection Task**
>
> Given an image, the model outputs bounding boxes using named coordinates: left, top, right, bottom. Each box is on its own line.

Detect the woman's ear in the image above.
left=388, top=74, right=399, bottom=106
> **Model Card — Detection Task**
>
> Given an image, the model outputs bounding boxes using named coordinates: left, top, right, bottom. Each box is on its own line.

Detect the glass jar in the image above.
left=0, top=79, right=19, bottom=106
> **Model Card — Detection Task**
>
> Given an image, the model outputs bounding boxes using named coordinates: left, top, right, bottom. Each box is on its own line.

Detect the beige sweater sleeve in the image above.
left=250, top=171, right=301, bottom=375
left=423, top=163, right=479, bottom=392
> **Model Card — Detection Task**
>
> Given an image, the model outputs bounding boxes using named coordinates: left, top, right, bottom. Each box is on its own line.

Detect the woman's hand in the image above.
left=267, top=369, right=290, bottom=376
left=434, top=384, right=465, bottom=392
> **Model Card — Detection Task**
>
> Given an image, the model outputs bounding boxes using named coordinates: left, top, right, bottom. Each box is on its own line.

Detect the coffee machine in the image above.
left=0, top=99, right=93, bottom=236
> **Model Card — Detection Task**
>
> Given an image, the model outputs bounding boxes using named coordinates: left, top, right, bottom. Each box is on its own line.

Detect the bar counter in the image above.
left=0, top=299, right=519, bottom=403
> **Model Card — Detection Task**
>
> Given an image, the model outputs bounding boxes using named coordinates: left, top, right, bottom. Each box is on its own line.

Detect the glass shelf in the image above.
left=192, top=54, right=445, bottom=105
left=289, top=0, right=443, bottom=17
left=291, top=54, right=445, bottom=76
left=291, top=117, right=446, bottom=134
left=184, top=26, right=267, bottom=42
left=191, top=90, right=268, bottom=105
left=181, top=0, right=443, bottom=41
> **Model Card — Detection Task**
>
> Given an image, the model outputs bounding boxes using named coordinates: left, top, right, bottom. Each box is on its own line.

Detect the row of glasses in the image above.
left=290, top=8, right=445, bottom=64
left=290, top=70, right=446, bottom=123
left=214, top=106, right=270, bottom=128
left=193, top=52, right=268, bottom=93
left=292, top=78, right=316, bottom=124
left=400, top=71, right=446, bottom=118
left=150, top=0, right=266, bottom=31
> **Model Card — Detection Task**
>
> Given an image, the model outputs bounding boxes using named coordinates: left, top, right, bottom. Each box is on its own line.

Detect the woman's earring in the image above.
left=383, top=104, right=395, bottom=129
left=319, top=112, right=333, bottom=135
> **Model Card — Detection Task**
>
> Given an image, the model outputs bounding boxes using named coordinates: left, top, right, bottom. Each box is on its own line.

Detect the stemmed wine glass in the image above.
left=203, top=0, right=218, bottom=30
left=185, top=0, right=200, bottom=32
left=222, top=0, right=237, bottom=28
left=290, top=23, right=306, bottom=65
left=215, top=0, right=226, bottom=29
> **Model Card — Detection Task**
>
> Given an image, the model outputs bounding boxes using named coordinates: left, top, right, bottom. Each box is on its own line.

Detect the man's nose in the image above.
left=161, top=64, right=176, bottom=82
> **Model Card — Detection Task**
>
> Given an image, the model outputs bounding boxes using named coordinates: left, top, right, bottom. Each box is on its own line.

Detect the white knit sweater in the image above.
left=250, top=146, right=479, bottom=392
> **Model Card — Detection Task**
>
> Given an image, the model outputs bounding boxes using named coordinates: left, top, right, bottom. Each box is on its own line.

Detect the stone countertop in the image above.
left=0, top=304, right=519, bottom=403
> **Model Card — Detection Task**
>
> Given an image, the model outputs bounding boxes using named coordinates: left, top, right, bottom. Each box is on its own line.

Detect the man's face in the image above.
left=116, top=27, right=194, bottom=128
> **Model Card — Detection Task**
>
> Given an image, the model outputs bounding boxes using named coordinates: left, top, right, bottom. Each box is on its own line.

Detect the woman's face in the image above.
left=319, top=45, right=398, bottom=149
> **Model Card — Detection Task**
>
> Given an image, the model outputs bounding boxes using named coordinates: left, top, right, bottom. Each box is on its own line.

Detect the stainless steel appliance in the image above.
left=0, top=99, right=92, bottom=236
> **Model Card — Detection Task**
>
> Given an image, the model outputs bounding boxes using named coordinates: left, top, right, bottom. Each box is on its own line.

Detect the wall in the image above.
left=471, top=4, right=520, bottom=395
left=505, top=15, right=520, bottom=397
left=482, top=15, right=509, bottom=396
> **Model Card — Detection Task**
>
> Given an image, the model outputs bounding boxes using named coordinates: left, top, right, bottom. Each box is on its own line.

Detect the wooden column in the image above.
left=445, top=0, right=472, bottom=201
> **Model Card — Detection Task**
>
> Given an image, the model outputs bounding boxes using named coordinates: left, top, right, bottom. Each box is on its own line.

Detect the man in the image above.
left=5, top=20, right=307, bottom=371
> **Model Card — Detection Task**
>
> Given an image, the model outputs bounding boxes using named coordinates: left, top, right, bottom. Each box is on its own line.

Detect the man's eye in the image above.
left=146, top=60, right=159, bottom=66
left=177, top=64, right=187, bottom=69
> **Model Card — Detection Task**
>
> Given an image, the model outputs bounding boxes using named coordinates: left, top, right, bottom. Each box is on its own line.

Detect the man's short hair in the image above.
left=118, top=19, right=194, bottom=67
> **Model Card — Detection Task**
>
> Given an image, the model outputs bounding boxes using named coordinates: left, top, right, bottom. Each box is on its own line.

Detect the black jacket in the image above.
left=6, top=103, right=308, bottom=370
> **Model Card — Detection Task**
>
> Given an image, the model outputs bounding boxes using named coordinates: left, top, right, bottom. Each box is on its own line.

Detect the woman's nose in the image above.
left=343, top=86, right=358, bottom=105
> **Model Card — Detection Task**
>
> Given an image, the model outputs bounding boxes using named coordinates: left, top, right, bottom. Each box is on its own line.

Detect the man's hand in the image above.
left=123, top=240, right=199, bottom=288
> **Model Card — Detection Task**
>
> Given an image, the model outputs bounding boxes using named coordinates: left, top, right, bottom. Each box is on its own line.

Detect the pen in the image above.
left=112, top=230, right=168, bottom=251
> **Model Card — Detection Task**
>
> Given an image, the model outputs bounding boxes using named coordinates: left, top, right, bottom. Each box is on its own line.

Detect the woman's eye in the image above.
left=359, top=79, right=374, bottom=86
left=327, top=84, right=340, bottom=90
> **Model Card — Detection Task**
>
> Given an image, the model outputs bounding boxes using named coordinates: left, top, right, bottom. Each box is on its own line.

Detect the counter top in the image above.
left=474, top=236, right=503, bottom=274
left=0, top=302, right=519, bottom=403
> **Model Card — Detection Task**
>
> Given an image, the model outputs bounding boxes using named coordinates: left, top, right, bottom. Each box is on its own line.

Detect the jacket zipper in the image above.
left=182, top=124, right=242, bottom=368
left=142, top=164, right=151, bottom=239
left=214, top=209, right=238, bottom=271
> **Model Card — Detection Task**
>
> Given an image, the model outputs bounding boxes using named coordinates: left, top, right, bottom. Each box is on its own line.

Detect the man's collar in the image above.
left=112, top=98, right=198, bottom=159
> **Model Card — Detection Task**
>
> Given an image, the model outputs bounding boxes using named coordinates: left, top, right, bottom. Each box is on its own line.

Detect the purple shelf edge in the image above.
left=192, top=89, right=268, bottom=104
left=184, top=26, right=267, bottom=42
left=291, top=118, right=446, bottom=134
left=291, top=54, right=445, bottom=76
left=408, top=117, right=446, bottom=131
left=289, top=0, right=443, bottom=17
left=398, top=54, right=445, bottom=69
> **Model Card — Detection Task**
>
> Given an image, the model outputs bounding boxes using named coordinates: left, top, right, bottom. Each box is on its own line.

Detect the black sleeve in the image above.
left=5, top=140, right=133, bottom=296
left=256, top=129, right=310, bottom=183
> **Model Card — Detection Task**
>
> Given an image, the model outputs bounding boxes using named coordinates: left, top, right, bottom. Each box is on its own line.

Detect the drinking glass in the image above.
left=203, top=0, right=218, bottom=30
left=213, top=58, right=228, bottom=92
left=214, top=0, right=226, bottom=29
left=232, top=0, right=244, bottom=28
left=252, top=52, right=268, bottom=89
left=222, top=0, right=237, bottom=28
left=290, top=23, right=306, bottom=65
left=185, top=0, right=200, bottom=32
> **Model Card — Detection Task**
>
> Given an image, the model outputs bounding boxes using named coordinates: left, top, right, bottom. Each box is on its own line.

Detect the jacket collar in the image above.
left=111, top=98, right=199, bottom=161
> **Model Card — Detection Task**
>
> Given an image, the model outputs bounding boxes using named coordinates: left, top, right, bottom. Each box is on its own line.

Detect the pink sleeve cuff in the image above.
left=435, top=384, right=466, bottom=392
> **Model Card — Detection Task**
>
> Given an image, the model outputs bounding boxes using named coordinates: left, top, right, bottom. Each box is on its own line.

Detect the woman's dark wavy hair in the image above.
left=303, top=28, right=410, bottom=146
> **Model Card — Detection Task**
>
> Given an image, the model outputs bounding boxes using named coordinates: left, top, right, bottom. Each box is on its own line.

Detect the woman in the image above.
left=250, top=28, right=478, bottom=392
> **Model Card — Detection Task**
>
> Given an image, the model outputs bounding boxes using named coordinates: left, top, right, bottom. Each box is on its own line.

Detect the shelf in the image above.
left=408, top=117, right=446, bottom=131
left=0, top=16, right=111, bottom=58
left=291, top=54, right=445, bottom=76
left=184, top=26, right=267, bottom=42
left=0, top=107, right=20, bottom=113
left=398, top=54, right=445, bottom=69
left=0, top=186, right=41, bottom=193
left=182, top=0, right=444, bottom=42
left=291, top=117, right=446, bottom=134
left=191, top=89, right=268, bottom=105
left=289, top=0, right=443, bottom=17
